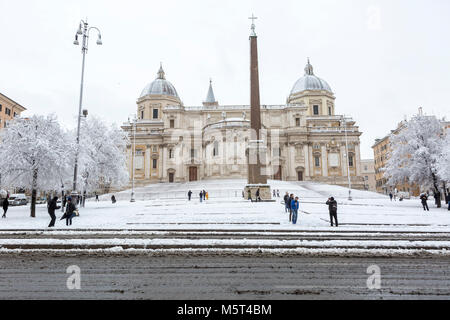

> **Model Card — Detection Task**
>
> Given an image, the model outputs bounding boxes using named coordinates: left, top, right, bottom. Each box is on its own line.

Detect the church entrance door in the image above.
left=298, top=171, right=303, bottom=181
left=189, top=167, right=198, bottom=182
left=274, top=166, right=282, bottom=180
left=169, top=173, right=174, bottom=183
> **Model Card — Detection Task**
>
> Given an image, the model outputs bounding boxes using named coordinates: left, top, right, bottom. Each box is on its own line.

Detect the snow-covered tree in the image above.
left=76, top=116, right=129, bottom=194
left=437, top=128, right=450, bottom=183
left=0, top=114, right=72, bottom=217
left=384, top=115, right=444, bottom=206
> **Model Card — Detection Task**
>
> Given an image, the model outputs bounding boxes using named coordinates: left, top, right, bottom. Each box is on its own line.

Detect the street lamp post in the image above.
left=129, top=115, right=137, bottom=202
left=72, top=19, right=102, bottom=196
left=342, top=115, right=352, bottom=201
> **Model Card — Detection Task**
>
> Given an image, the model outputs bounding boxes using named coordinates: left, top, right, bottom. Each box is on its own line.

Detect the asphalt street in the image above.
left=1, top=253, right=449, bottom=299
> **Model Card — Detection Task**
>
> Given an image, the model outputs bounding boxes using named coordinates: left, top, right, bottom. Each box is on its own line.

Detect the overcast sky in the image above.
left=1, top=0, right=449, bottom=159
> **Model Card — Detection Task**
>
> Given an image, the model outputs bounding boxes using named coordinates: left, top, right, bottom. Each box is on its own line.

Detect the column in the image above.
left=321, top=144, right=328, bottom=177
left=303, top=144, right=310, bottom=177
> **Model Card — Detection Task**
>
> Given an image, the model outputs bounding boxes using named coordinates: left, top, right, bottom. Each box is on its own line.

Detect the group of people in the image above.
left=283, top=193, right=300, bottom=224
left=47, top=196, right=78, bottom=227
left=187, top=190, right=209, bottom=202
left=283, top=192, right=339, bottom=227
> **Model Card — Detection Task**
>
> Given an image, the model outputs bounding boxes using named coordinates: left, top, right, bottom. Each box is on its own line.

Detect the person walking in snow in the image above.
left=277, top=190, right=280, bottom=198
left=203, top=190, right=206, bottom=201
left=255, top=188, right=261, bottom=202
left=273, top=190, right=276, bottom=198
left=288, top=194, right=294, bottom=221
left=326, top=197, right=338, bottom=227
left=2, top=195, right=9, bottom=218
left=199, top=191, right=203, bottom=203
left=291, top=196, right=299, bottom=225
left=389, top=192, right=393, bottom=201
left=47, top=196, right=60, bottom=228
left=284, top=192, right=290, bottom=213
left=111, top=195, right=116, bottom=204
left=420, top=193, right=429, bottom=211
left=248, top=189, right=252, bottom=201
left=205, top=191, right=209, bottom=200
left=62, top=197, right=76, bottom=226
left=188, top=190, right=192, bottom=201
left=95, top=193, right=99, bottom=202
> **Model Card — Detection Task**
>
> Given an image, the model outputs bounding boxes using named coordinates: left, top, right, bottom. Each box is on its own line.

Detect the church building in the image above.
left=122, top=59, right=364, bottom=189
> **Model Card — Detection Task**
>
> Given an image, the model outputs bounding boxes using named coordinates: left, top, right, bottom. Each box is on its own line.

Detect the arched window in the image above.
left=314, top=155, right=321, bottom=167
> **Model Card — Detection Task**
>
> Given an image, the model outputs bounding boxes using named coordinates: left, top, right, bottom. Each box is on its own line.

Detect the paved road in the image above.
left=1, top=252, right=449, bottom=299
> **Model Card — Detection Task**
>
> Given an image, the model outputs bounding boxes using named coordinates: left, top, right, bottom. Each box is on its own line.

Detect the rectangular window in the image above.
left=349, top=155, right=354, bottom=167
left=213, top=141, right=219, bottom=157
left=152, top=159, right=157, bottom=169
left=191, top=149, right=196, bottom=158
left=313, top=105, right=319, bottom=115
left=0, top=104, right=2, bottom=112
left=170, top=119, right=175, bottom=128
left=5, top=108, right=11, bottom=116
left=169, top=149, right=174, bottom=159
left=141, top=110, right=144, bottom=119
left=153, top=109, right=158, bottom=119
left=314, top=156, right=320, bottom=167
left=295, top=118, right=300, bottom=126
left=328, top=106, right=332, bottom=115
left=273, top=147, right=281, bottom=157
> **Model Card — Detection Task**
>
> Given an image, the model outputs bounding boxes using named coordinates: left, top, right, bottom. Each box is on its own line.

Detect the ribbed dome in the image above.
left=290, top=59, right=332, bottom=95
left=140, top=64, right=180, bottom=99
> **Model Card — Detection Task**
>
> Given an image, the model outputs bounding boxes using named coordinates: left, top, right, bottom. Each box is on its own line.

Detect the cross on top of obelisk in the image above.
left=249, top=13, right=257, bottom=36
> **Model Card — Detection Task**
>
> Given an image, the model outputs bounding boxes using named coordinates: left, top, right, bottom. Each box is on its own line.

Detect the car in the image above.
left=8, top=194, right=28, bottom=206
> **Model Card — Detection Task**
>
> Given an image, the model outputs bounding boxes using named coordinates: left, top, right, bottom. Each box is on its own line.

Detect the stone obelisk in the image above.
left=245, top=15, right=271, bottom=201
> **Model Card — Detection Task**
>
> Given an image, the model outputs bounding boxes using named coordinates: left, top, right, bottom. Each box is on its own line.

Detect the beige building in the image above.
left=0, top=92, right=26, bottom=129
left=122, top=60, right=365, bottom=188
left=360, top=159, right=376, bottom=192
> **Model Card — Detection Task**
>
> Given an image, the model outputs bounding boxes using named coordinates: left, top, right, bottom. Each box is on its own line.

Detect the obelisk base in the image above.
left=244, top=184, right=274, bottom=202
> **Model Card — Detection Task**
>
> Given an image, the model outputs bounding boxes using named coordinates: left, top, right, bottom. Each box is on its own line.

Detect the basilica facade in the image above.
left=122, top=60, right=365, bottom=189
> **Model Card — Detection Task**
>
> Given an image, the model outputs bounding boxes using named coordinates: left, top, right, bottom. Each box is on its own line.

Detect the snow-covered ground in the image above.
left=1, top=179, right=449, bottom=232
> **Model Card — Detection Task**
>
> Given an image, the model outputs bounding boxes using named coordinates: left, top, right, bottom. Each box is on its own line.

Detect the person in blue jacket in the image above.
left=291, top=197, right=299, bottom=225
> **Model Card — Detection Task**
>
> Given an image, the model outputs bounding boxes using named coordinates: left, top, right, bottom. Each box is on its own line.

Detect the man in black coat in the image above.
left=420, top=193, right=429, bottom=211
left=326, top=197, right=338, bottom=227
left=188, top=190, right=192, bottom=201
left=48, top=196, right=61, bottom=227
left=2, top=196, right=9, bottom=218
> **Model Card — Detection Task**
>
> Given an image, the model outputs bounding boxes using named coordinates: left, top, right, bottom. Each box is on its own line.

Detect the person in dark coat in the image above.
left=199, top=191, right=203, bottom=203
left=111, top=195, right=116, bottom=204
left=203, top=190, right=206, bottom=201
left=255, top=189, right=261, bottom=202
left=284, top=192, right=289, bottom=213
left=420, top=193, right=429, bottom=211
left=47, top=196, right=60, bottom=227
left=188, top=190, right=192, bottom=201
left=389, top=192, right=393, bottom=201
left=326, top=197, right=338, bottom=227
left=63, top=197, right=76, bottom=226
left=95, top=193, right=99, bottom=202
left=2, top=195, right=9, bottom=218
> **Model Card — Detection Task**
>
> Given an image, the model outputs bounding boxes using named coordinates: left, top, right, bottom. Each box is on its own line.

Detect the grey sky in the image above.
left=1, top=0, right=449, bottom=159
